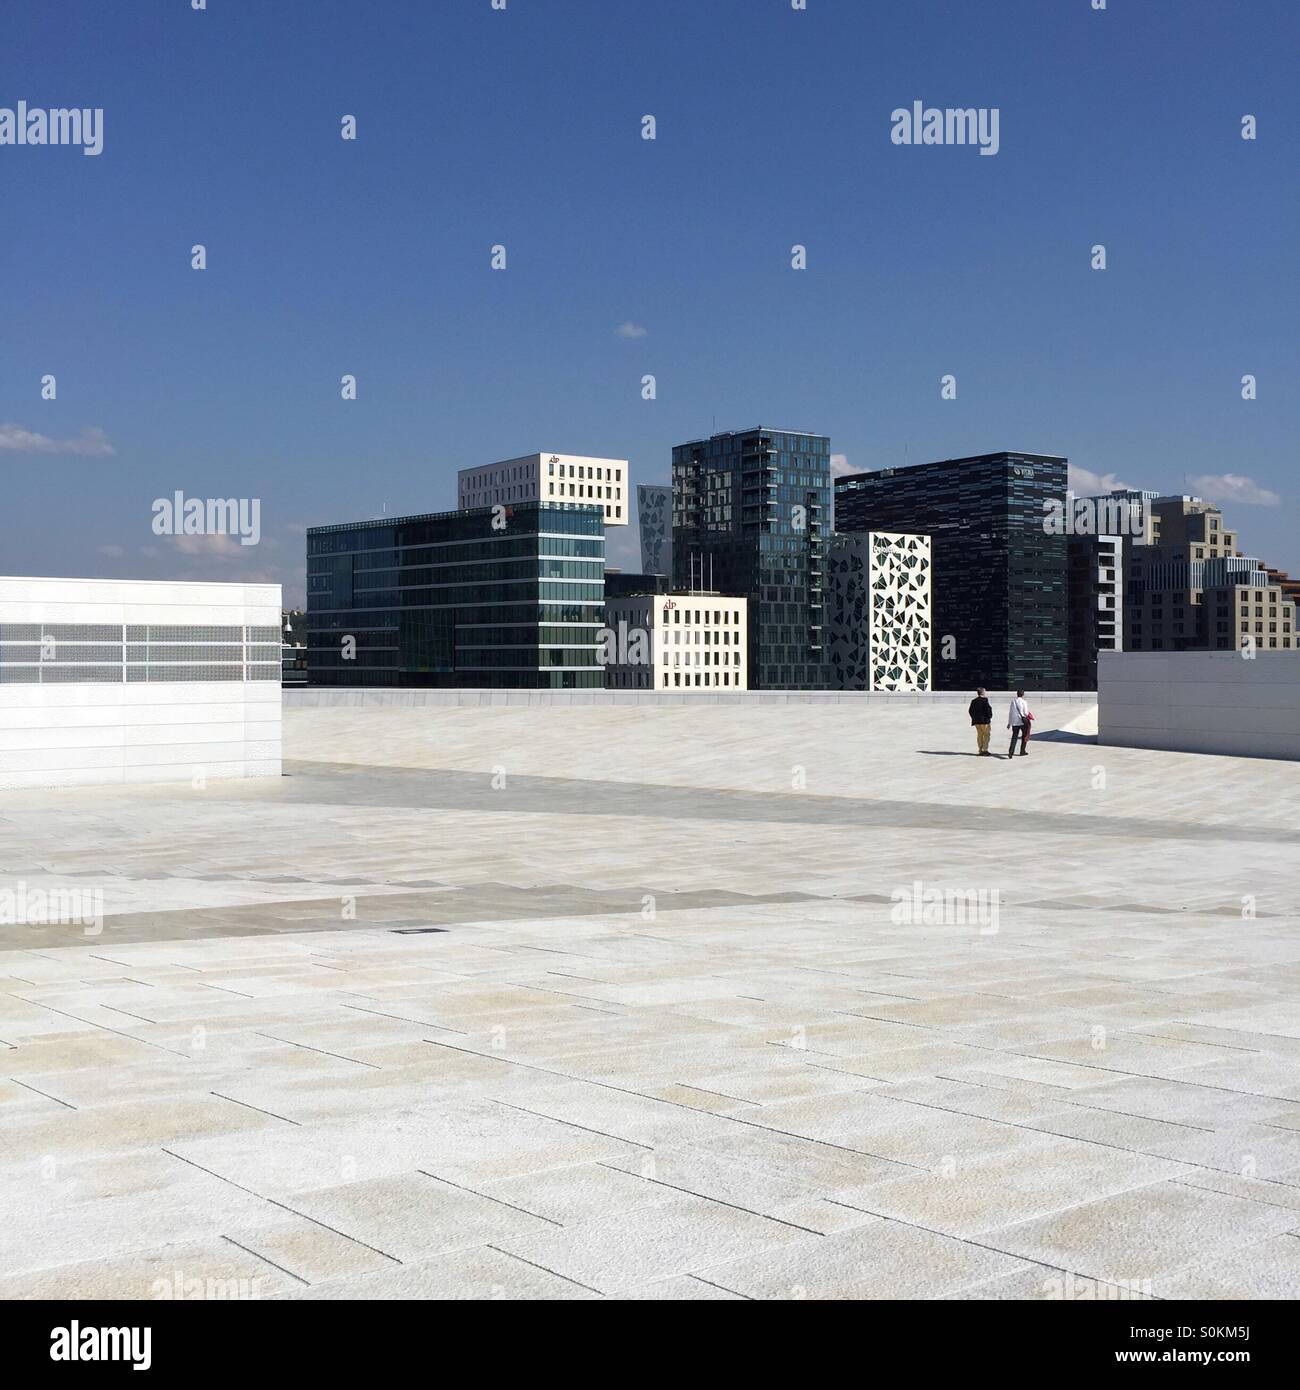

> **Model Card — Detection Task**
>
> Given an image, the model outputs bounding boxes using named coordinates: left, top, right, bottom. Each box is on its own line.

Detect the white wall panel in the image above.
left=0, top=577, right=283, bottom=788
left=1099, top=651, right=1300, bottom=761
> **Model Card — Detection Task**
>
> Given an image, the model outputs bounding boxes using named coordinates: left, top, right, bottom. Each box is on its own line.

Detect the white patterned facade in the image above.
left=637, top=484, right=672, bottom=576
left=827, top=532, right=931, bottom=691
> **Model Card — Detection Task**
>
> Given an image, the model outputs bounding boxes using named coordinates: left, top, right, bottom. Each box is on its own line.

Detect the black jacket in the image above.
left=968, top=697, right=992, bottom=725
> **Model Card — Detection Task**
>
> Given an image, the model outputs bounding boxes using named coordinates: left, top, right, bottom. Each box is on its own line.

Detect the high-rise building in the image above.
left=637, top=484, right=672, bottom=575
left=603, top=593, right=748, bottom=692
left=672, top=427, right=831, bottom=689
left=457, top=454, right=628, bottom=527
left=1066, top=533, right=1124, bottom=689
left=835, top=452, right=1069, bottom=690
left=306, top=502, right=605, bottom=687
left=826, top=532, right=932, bottom=690
left=1116, top=495, right=1296, bottom=653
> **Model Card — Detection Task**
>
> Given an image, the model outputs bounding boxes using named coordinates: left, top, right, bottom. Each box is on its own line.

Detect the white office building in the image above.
left=457, top=453, right=629, bottom=525
left=826, top=532, right=932, bottom=691
left=0, top=577, right=282, bottom=789
left=604, top=593, right=748, bottom=691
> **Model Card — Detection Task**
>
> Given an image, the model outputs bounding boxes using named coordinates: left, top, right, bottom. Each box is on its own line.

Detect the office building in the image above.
left=0, top=577, right=281, bottom=789
left=1264, top=566, right=1300, bottom=612
left=672, top=426, right=831, bottom=689
left=457, top=454, right=628, bottom=526
left=835, top=452, right=1069, bottom=690
left=826, top=532, right=932, bottom=690
left=1204, top=573, right=1297, bottom=653
left=604, top=571, right=670, bottom=600
left=637, top=484, right=672, bottom=575
left=306, top=502, right=605, bottom=688
left=604, top=593, right=748, bottom=692
left=1094, top=488, right=1158, bottom=544
left=1066, top=534, right=1124, bottom=689
left=1117, top=495, right=1297, bottom=653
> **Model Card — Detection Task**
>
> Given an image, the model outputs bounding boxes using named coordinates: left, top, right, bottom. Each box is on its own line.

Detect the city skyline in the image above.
left=3, top=0, right=1296, bottom=605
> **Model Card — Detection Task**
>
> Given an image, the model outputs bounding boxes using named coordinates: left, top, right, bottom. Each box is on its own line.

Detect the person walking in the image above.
left=968, top=688, right=993, bottom=756
left=1007, top=689, right=1031, bottom=758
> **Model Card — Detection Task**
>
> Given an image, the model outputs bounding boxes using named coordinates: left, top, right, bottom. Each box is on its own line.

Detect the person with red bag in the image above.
left=1007, top=689, right=1032, bottom=758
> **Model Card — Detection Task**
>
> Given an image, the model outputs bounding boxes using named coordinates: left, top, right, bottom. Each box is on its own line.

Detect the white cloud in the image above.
left=1187, top=473, right=1281, bottom=507
left=615, top=321, right=648, bottom=339
left=167, top=533, right=245, bottom=560
left=1067, top=465, right=1134, bottom=496
left=830, top=454, right=857, bottom=478
left=145, top=536, right=302, bottom=600
left=0, top=423, right=116, bottom=456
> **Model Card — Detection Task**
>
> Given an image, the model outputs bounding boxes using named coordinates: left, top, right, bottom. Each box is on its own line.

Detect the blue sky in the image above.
left=2, top=0, right=1296, bottom=603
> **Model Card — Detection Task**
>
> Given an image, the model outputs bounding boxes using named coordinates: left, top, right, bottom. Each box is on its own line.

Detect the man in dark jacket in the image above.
left=968, top=688, right=993, bottom=755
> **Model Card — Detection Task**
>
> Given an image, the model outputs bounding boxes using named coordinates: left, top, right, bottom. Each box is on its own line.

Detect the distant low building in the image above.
left=603, top=571, right=670, bottom=600
left=281, top=609, right=307, bottom=685
left=604, top=592, right=748, bottom=692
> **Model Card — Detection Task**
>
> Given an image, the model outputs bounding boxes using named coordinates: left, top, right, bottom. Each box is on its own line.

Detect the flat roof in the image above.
left=836, top=450, right=1068, bottom=482
left=675, top=426, right=829, bottom=447
left=307, top=501, right=605, bottom=535
left=0, top=574, right=280, bottom=590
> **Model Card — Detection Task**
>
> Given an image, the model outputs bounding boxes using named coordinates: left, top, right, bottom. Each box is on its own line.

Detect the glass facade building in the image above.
left=671, top=427, right=831, bottom=689
left=835, top=452, right=1069, bottom=691
left=306, top=502, right=605, bottom=687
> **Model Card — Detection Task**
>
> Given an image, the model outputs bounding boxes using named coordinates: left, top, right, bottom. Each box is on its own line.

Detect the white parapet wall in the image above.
left=0, top=577, right=283, bottom=789
left=286, top=688, right=1098, bottom=709
left=1098, top=650, right=1300, bottom=761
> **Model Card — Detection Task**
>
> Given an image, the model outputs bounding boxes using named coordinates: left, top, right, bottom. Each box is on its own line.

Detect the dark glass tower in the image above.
left=672, top=427, right=831, bottom=689
left=835, top=452, right=1069, bottom=691
left=306, top=502, right=605, bottom=687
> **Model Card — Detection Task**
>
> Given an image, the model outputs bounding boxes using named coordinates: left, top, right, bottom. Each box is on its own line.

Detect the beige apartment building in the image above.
left=457, top=454, right=628, bottom=526
left=1122, top=495, right=1296, bottom=652
left=603, top=593, right=748, bottom=691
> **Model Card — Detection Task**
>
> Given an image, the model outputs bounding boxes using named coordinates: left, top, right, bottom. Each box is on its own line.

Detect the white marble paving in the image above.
left=1, top=700, right=1298, bottom=1298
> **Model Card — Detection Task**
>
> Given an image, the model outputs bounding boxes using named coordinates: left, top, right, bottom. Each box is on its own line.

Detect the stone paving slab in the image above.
left=1, top=702, right=1298, bottom=1298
